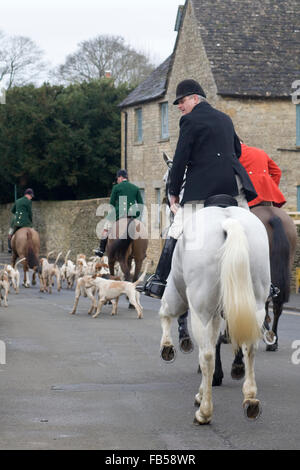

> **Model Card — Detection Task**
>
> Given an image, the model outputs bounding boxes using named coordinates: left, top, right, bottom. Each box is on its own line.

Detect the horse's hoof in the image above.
left=263, top=330, right=276, bottom=346
left=266, top=342, right=278, bottom=352
left=194, top=410, right=211, bottom=425
left=160, top=345, right=176, bottom=363
left=231, top=364, right=245, bottom=381
left=243, top=399, right=262, bottom=421
left=212, top=375, right=223, bottom=387
left=179, top=336, right=194, bottom=354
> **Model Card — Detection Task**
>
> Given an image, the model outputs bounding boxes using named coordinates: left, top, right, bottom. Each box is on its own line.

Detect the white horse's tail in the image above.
left=220, top=218, right=261, bottom=350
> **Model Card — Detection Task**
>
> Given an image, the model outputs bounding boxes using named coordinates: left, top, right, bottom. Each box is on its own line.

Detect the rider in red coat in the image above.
left=239, top=143, right=286, bottom=208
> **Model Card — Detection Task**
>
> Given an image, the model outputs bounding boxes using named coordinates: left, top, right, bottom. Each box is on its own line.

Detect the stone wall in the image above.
left=0, top=198, right=109, bottom=259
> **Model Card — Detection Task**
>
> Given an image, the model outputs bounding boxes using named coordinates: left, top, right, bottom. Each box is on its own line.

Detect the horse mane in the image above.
left=26, top=230, right=40, bottom=269
left=269, top=216, right=290, bottom=304
left=108, top=218, right=135, bottom=262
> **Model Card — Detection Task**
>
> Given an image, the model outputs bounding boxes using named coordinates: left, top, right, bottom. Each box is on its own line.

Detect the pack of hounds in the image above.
left=0, top=250, right=148, bottom=320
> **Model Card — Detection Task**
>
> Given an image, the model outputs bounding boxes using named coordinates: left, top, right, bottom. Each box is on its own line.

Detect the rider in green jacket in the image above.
left=94, top=170, right=144, bottom=257
left=8, top=188, right=34, bottom=253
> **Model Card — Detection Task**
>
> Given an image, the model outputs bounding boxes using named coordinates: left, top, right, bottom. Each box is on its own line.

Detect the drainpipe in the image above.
left=124, top=111, right=128, bottom=171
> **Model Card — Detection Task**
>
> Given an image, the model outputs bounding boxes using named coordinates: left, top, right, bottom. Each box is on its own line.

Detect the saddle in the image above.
left=204, top=194, right=238, bottom=209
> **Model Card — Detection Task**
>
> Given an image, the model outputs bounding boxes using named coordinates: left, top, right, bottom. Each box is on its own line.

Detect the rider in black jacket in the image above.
left=138, top=79, right=257, bottom=299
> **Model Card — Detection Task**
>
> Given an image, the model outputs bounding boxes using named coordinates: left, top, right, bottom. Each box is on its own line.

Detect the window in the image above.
left=139, top=188, right=145, bottom=202
left=296, top=104, right=300, bottom=147
left=135, top=108, right=143, bottom=143
left=160, top=102, right=169, bottom=140
left=297, top=186, right=300, bottom=211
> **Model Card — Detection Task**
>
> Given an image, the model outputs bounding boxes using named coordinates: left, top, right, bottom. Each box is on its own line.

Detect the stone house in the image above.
left=119, top=0, right=300, bottom=266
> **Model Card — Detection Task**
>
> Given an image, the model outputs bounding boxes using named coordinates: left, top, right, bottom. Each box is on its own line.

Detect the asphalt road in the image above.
left=0, top=279, right=299, bottom=451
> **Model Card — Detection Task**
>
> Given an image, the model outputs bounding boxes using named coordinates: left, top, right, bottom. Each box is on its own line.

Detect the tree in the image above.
left=55, top=35, right=155, bottom=87
left=0, top=31, right=46, bottom=89
left=0, top=80, right=131, bottom=203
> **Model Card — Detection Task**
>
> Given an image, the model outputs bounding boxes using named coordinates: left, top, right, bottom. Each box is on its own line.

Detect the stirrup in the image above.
left=145, top=275, right=166, bottom=299
left=93, top=249, right=104, bottom=257
left=270, top=284, right=280, bottom=299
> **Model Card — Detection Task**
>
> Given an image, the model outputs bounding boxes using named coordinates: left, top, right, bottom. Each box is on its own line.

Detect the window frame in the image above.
left=134, top=107, right=143, bottom=144
left=160, top=101, right=169, bottom=140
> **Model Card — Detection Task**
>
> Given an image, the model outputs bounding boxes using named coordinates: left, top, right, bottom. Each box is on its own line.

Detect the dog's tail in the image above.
left=133, top=261, right=149, bottom=287
left=47, top=250, right=55, bottom=261
left=64, top=250, right=71, bottom=264
left=15, top=257, right=26, bottom=268
left=54, top=252, right=62, bottom=267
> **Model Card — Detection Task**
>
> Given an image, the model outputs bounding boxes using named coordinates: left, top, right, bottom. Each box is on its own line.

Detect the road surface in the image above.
left=0, top=282, right=299, bottom=450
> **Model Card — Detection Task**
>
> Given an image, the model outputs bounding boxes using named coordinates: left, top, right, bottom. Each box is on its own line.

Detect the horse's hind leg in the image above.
left=23, top=263, right=30, bottom=288
left=212, top=335, right=224, bottom=386
left=11, top=253, right=17, bottom=268
left=32, top=267, right=37, bottom=286
left=266, top=301, right=282, bottom=351
left=193, top=313, right=221, bottom=425
left=177, top=311, right=194, bottom=354
left=242, top=343, right=262, bottom=421
left=231, top=348, right=245, bottom=381
left=160, top=301, right=177, bottom=363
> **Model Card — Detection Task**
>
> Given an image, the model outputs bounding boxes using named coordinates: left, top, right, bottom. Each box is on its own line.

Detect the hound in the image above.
left=70, top=273, right=121, bottom=315
left=39, top=252, right=62, bottom=293
left=87, top=262, right=148, bottom=319
left=70, top=275, right=97, bottom=315
left=60, top=251, right=76, bottom=289
left=75, top=254, right=89, bottom=278
left=1, top=258, right=25, bottom=294
left=0, top=270, right=10, bottom=307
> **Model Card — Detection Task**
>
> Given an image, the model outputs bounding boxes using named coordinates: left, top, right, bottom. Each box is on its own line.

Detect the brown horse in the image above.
left=251, top=205, right=297, bottom=350
left=106, top=217, right=148, bottom=283
left=11, top=227, right=40, bottom=288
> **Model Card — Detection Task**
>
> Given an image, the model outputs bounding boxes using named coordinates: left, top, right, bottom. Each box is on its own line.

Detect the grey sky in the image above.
left=1, top=0, right=180, bottom=68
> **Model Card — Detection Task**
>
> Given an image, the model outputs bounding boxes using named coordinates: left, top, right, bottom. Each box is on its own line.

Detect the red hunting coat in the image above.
left=239, top=143, right=286, bottom=208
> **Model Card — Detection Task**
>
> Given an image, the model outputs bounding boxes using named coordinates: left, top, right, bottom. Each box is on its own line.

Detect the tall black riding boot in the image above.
left=139, top=237, right=177, bottom=299
left=94, top=236, right=108, bottom=258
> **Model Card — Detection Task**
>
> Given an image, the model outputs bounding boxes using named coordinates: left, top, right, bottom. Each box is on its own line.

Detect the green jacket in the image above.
left=11, top=196, right=33, bottom=229
left=108, top=180, right=144, bottom=222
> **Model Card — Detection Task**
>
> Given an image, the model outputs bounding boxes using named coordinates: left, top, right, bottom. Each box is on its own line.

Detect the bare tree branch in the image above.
left=54, top=35, right=155, bottom=86
left=0, top=32, right=47, bottom=89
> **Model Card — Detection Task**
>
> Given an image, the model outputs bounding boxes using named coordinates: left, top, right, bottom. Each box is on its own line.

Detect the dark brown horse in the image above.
left=252, top=205, right=297, bottom=350
left=106, top=217, right=148, bottom=283
left=212, top=205, right=297, bottom=386
left=11, top=227, right=40, bottom=288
